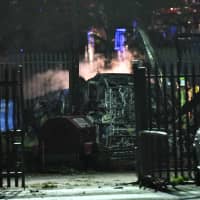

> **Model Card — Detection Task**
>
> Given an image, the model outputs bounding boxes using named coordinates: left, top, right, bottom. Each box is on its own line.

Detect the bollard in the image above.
left=137, top=130, right=169, bottom=181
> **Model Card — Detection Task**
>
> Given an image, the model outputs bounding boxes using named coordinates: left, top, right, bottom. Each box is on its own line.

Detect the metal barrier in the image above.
left=137, top=130, right=169, bottom=181
left=0, top=64, right=25, bottom=188
left=135, top=62, right=200, bottom=183
left=0, top=52, right=73, bottom=187
left=0, top=52, right=199, bottom=186
left=0, top=130, right=25, bottom=188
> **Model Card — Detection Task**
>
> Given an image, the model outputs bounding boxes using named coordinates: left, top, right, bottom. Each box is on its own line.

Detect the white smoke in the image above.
left=79, top=47, right=134, bottom=80
left=24, top=69, right=69, bottom=99
left=24, top=48, right=136, bottom=99
left=79, top=53, right=105, bottom=81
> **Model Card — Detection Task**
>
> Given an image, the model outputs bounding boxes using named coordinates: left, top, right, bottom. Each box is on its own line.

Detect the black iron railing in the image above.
left=135, top=62, right=200, bottom=183
left=0, top=64, right=25, bottom=187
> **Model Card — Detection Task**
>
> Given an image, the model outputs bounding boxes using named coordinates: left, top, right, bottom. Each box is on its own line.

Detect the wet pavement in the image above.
left=0, top=172, right=200, bottom=200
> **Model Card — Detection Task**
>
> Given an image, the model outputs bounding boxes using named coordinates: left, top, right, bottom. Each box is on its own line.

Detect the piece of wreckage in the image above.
left=83, top=72, right=136, bottom=169
left=30, top=79, right=99, bottom=170
left=35, top=27, right=162, bottom=170
left=36, top=72, right=137, bottom=170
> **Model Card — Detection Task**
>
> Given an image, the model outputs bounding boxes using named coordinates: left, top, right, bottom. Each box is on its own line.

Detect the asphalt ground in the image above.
left=1, top=172, right=200, bottom=200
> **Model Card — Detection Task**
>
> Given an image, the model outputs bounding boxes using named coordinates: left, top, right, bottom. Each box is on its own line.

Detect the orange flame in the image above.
left=24, top=48, right=136, bottom=99
left=79, top=47, right=134, bottom=80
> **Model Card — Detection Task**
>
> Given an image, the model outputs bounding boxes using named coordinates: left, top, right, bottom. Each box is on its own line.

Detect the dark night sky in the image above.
left=0, top=0, right=182, bottom=53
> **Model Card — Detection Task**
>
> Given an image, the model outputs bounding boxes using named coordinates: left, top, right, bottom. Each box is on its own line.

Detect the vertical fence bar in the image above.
left=0, top=64, right=2, bottom=187
left=25, top=53, right=31, bottom=107
left=49, top=52, right=53, bottom=96
left=0, top=64, right=4, bottom=187
left=63, top=52, right=69, bottom=114
left=5, top=66, right=11, bottom=187
left=18, top=62, right=25, bottom=188
left=69, top=53, right=79, bottom=113
left=170, top=64, right=178, bottom=177
left=52, top=52, right=56, bottom=71
left=44, top=52, right=48, bottom=95
left=30, top=53, right=35, bottom=102
left=20, top=54, right=28, bottom=133
left=35, top=53, right=40, bottom=98
left=55, top=52, right=59, bottom=69
left=134, top=67, right=148, bottom=181
left=0, top=143, right=1, bottom=187
left=162, top=63, right=168, bottom=132
left=192, top=64, right=198, bottom=133
left=134, top=67, right=148, bottom=133
left=162, top=63, right=170, bottom=180
left=184, top=65, right=192, bottom=178
left=192, top=64, right=198, bottom=181
left=39, top=52, right=43, bottom=74
left=20, top=54, right=27, bottom=109
left=58, top=52, right=63, bottom=71
left=11, top=67, right=18, bottom=187
left=5, top=66, right=9, bottom=133
left=147, top=65, right=152, bottom=130
left=16, top=67, right=21, bottom=130
left=155, top=64, right=161, bottom=129
left=40, top=53, right=44, bottom=97
left=177, top=62, right=184, bottom=177
left=70, top=0, right=79, bottom=114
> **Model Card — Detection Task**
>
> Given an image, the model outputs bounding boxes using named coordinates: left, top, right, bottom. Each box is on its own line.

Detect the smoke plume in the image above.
left=79, top=48, right=134, bottom=80
left=24, top=49, right=135, bottom=99
left=24, top=69, right=69, bottom=99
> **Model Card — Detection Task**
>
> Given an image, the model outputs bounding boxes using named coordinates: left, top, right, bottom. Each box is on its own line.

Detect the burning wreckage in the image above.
left=30, top=72, right=137, bottom=169
left=85, top=73, right=136, bottom=163
left=25, top=27, right=158, bottom=169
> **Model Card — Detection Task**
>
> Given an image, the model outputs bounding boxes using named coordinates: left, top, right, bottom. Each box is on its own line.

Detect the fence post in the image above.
left=134, top=66, right=148, bottom=182
left=134, top=67, right=148, bottom=133
left=69, top=0, right=79, bottom=114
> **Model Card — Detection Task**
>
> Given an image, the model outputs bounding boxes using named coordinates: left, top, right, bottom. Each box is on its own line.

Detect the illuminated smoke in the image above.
left=79, top=53, right=105, bottom=81
left=79, top=28, right=134, bottom=80
left=24, top=47, right=135, bottom=99
left=24, top=69, right=69, bottom=99
left=79, top=47, right=134, bottom=80
left=88, top=43, right=95, bottom=63
left=105, top=48, right=134, bottom=74
left=87, top=31, right=95, bottom=63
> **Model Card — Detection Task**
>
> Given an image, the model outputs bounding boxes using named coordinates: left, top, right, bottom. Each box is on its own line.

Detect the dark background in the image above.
left=0, top=0, right=182, bottom=54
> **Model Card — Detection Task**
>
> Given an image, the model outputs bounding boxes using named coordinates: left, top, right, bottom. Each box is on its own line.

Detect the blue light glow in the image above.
left=133, top=20, right=137, bottom=28
left=169, top=25, right=177, bottom=37
left=114, top=28, right=126, bottom=51
left=87, top=31, right=95, bottom=47
left=162, top=31, right=167, bottom=39
left=0, top=99, right=14, bottom=132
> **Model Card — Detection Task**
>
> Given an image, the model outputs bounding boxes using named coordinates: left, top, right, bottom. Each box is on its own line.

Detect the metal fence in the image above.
left=0, top=63, right=25, bottom=187
left=19, top=53, right=72, bottom=137
left=135, top=62, right=200, bottom=183
left=20, top=53, right=71, bottom=106
left=1, top=51, right=200, bottom=187
left=0, top=52, right=73, bottom=188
